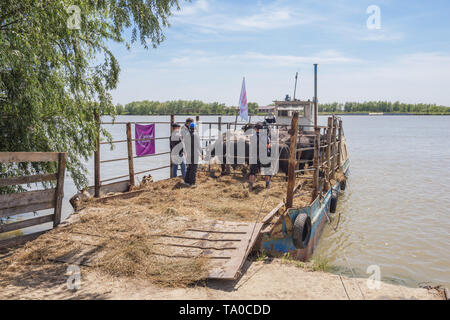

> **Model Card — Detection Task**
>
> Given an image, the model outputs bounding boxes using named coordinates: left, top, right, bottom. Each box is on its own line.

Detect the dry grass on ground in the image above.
left=0, top=166, right=313, bottom=288
left=92, top=166, right=312, bottom=222
left=0, top=206, right=210, bottom=287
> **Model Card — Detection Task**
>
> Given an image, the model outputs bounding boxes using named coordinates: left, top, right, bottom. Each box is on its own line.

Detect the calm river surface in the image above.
left=314, top=115, right=450, bottom=288
left=8, top=115, right=450, bottom=288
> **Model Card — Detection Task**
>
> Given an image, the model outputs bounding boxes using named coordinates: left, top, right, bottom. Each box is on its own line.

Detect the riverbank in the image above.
left=0, top=257, right=443, bottom=300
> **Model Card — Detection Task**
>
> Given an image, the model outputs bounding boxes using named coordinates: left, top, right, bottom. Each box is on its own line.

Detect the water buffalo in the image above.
left=207, top=127, right=320, bottom=176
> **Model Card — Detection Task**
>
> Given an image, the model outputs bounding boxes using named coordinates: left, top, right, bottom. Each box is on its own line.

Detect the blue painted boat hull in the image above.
left=260, top=159, right=350, bottom=261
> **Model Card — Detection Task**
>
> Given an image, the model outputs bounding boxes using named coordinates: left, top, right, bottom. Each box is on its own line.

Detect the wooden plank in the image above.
left=156, top=235, right=239, bottom=250
left=0, top=173, right=57, bottom=187
left=0, top=152, right=60, bottom=163
left=53, top=153, right=66, bottom=227
left=90, top=189, right=146, bottom=204
left=160, top=220, right=263, bottom=280
left=126, top=123, right=135, bottom=187
left=337, top=119, right=343, bottom=168
left=0, top=231, right=47, bottom=250
left=331, top=117, right=337, bottom=180
left=170, top=114, right=175, bottom=178
left=100, top=174, right=130, bottom=184
left=154, top=241, right=238, bottom=251
left=0, top=189, right=56, bottom=210
left=151, top=244, right=233, bottom=259
left=94, top=110, right=101, bottom=198
left=326, top=117, right=333, bottom=180
left=85, top=180, right=130, bottom=196
left=0, top=214, right=54, bottom=233
left=0, top=201, right=54, bottom=218
left=208, top=223, right=263, bottom=279
left=312, top=129, right=320, bottom=199
left=261, top=201, right=284, bottom=224
left=159, top=234, right=242, bottom=242
left=286, top=112, right=299, bottom=208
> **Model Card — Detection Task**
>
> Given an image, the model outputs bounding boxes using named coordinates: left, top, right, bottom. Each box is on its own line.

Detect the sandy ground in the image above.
left=0, top=258, right=442, bottom=300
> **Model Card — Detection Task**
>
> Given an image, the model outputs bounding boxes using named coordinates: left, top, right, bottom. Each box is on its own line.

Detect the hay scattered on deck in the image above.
left=0, top=206, right=209, bottom=287
left=90, top=167, right=312, bottom=222
left=1, top=166, right=313, bottom=288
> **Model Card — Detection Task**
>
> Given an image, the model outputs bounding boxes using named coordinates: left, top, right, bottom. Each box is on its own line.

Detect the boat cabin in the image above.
left=273, top=99, right=315, bottom=131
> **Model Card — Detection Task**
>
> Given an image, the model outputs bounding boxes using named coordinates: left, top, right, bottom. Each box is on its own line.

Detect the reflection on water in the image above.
left=6, top=115, right=450, bottom=288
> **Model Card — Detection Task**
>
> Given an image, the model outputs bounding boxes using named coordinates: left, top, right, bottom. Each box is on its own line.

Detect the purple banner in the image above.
left=135, top=124, right=155, bottom=157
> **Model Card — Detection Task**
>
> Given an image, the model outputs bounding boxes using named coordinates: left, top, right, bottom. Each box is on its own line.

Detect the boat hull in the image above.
left=260, top=159, right=350, bottom=261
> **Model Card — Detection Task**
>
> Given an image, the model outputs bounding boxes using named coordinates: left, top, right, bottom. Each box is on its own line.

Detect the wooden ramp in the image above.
left=157, top=220, right=263, bottom=280
left=50, top=219, right=263, bottom=281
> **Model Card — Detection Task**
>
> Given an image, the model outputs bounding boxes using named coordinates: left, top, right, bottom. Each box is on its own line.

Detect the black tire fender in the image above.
left=330, top=189, right=338, bottom=213
left=292, top=213, right=312, bottom=249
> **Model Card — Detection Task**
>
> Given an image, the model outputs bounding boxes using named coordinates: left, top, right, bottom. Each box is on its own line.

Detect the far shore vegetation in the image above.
left=114, top=100, right=450, bottom=116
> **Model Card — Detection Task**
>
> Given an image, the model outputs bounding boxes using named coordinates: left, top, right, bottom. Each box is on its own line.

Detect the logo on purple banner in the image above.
left=135, top=124, right=155, bottom=157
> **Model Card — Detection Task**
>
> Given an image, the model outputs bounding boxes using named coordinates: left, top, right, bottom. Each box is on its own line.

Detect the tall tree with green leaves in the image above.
left=0, top=0, right=180, bottom=191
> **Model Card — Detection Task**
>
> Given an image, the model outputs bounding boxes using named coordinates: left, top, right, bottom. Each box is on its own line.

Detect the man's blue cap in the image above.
left=190, top=122, right=196, bottom=129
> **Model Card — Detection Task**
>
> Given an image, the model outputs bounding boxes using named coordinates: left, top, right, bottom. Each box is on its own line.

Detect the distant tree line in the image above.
left=319, top=101, right=450, bottom=114
left=114, top=100, right=450, bottom=116
left=115, top=100, right=260, bottom=115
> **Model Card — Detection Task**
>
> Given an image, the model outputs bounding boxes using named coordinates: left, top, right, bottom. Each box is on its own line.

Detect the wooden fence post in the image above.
left=208, top=123, right=212, bottom=172
left=286, top=112, right=299, bottom=209
left=331, top=116, right=337, bottom=180
left=126, top=122, right=135, bottom=187
left=312, top=128, right=320, bottom=200
left=53, top=152, right=67, bottom=227
left=326, top=117, right=333, bottom=181
left=337, top=119, right=343, bottom=169
left=94, top=110, right=101, bottom=198
left=170, top=115, right=175, bottom=178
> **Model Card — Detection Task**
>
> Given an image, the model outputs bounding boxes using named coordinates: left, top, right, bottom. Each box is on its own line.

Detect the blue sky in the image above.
left=109, top=0, right=450, bottom=106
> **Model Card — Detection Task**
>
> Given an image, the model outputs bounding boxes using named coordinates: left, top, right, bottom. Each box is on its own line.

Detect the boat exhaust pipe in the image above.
left=314, top=64, right=318, bottom=130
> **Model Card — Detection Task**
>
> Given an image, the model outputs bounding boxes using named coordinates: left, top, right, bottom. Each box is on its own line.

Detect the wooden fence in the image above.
left=92, top=114, right=343, bottom=206
left=92, top=115, right=253, bottom=198
left=285, top=113, right=343, bottom=208
left=0, top=152, right=67, bottom=250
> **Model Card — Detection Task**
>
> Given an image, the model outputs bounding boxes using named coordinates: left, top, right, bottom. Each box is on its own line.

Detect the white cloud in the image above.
left=357, top=30, right=404, bottom=42
left=319, top=52, right=450, bottom=105
left=168, top=50, right=361, bottom=67
left=172, top=0, right=323, bottom=32
left=175, top=0, right=209, bottom=16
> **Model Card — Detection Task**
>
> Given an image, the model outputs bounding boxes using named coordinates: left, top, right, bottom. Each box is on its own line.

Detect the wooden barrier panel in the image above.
left=286, top=112, right=299, bottom=209
left=0, top=173, right=57, bottom=187
left=126, top=122, right=135, bottom=187
left=0, top=152, right=60, bottom=163
left=94, top=110, right=101, bottom=198
left=0, top=152, right=67, bottom=249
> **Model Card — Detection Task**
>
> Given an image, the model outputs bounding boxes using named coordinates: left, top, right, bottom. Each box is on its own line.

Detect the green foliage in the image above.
left=114, top=100, right=260, bottom=116
left=0, top=0, right=180, bottom=190
left=255, top=251, right=268, bottom=262
left=311, top=256, right=330, bottom=272
left=319, top=101, right=450, bottom=114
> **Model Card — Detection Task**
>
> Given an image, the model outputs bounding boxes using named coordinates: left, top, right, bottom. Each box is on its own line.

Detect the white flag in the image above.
left=239, top=77, right=248, bottom=121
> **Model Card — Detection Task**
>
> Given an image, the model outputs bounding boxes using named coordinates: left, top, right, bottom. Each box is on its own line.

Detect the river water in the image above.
left=4, top=115, right=449, bottom=288
left=314, top=115, right=450, bottom=288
